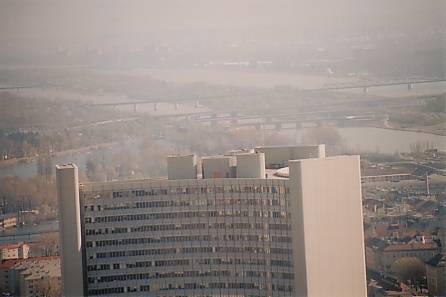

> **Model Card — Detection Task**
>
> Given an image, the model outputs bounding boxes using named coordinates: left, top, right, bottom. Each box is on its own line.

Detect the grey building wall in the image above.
left=167, top=155, right=197, bottom=180
left=202, top=156, right=235, bottom=178
left=236, top=152, right=266, bottom=178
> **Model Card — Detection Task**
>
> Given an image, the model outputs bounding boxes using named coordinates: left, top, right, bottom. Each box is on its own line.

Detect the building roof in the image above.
left=383, top=242, right=438, bottom=252
left=55, top=164, right=77, bottom=169
left=13, top=256, right=60, bottom=280
left=0, top=242, right=28, bottom=250
left=0, top=258, right=25, bottom=269
left=365, top=238, right=387, bottom=250
left=426, top=253, right=446, bottom=267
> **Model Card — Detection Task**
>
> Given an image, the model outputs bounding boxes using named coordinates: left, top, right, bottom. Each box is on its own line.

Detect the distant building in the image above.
left=56, top=145, right=368, bottom=297
left=361, top=174, right=416, bottom=183
left=365, top=239, right=438, bottom=274
left=381, top=242, right=438, bottom=273
left=426, top=206, right=446, bottom=297
left=0, top=242, right=30, bottom=261
left=426, top=254, right=446, bottom=296
left=12, top=256, right=61, bottom=297
left=0, top=256, right=60, bottom=297
left=0, top=213, right=17, bottom=230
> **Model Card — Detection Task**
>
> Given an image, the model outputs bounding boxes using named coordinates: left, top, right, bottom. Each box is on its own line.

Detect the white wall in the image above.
left=56, top=164, right=84, bottom=297
left=289, top=156, right=367, bottom=297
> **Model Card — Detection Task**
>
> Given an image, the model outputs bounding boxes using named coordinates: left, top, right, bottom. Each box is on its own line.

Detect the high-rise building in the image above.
left=56, top=145, right=367, bottom=297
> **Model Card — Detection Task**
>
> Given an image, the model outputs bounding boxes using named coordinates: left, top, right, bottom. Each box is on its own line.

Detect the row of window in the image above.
left=88, top=235, right=293, bottom=248
left=88, top=282, right=292, bottom=295
left=88, top=197, right=288, bottom=212
left=87, top=210, right=289, bottom=223
left=88, top=257, right=284, bottom=270
left=133, top=198, right=288, bottom=208
left=108, top=185, right=288, bottom=199
left=93, top=247, right=293, bottom=264
left=86, top=222, right=291, bottom=235
left=89, top=269, right=239, bottom=284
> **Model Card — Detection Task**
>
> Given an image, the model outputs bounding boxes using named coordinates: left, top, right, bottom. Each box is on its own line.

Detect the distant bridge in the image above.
left=92, top=77, right=446, bottom=109
left=0, top=85, right=39, bottom=91
left=314, top=77, right=446, bottom=93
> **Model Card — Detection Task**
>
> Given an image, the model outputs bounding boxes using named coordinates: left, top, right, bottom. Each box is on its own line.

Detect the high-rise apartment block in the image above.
left=56, top=145, right=367, bottom=297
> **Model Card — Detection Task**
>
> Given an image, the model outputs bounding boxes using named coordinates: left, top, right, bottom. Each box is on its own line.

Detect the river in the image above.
left=285, top=127, right=446, bottom=154
left=0, top=127, right=445, bottom=180
left=0, top=220, right=59, bottom=244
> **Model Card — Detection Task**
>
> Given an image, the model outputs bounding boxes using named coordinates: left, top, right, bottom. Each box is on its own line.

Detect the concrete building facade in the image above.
left=56, top=145, right=367, bottom=297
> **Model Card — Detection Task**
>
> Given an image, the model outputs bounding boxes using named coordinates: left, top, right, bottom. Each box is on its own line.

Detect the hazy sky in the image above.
left=1, top=0, right=444, bottom=48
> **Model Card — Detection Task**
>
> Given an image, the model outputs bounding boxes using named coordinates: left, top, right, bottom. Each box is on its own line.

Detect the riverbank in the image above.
left=368, top=121, right=446, bottom=137
left=0, top=141, right=117, bottom=168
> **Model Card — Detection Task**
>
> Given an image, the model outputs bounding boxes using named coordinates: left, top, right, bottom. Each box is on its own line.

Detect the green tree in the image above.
left=391, top=257, right=426, bottom=287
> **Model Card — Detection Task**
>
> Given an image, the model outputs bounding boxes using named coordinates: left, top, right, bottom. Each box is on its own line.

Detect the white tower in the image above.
left=56, top=164, right=85, bottom=297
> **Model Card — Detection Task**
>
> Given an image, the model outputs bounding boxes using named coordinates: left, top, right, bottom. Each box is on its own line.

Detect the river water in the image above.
left=0, top=126, right=444, bottom=244
left=286, top=127, right=446, bottom=154
left=0, top=127, right=445, bottom=180
left=0, top=220, right=59, bottom=244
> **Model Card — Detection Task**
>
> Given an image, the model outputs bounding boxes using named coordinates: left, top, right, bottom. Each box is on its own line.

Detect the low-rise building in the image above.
left=10, top=256, right=60, bottom=297
left=0, top=213, right=17, bottom=230
left=366, top=239, right=439, bottom=274
left=0, top=258, right=23, bottom=293
left=426, top=206, right=446, bottom=297
left=0, top=256, right=60, bottom=296
left=0, top=242, right=30, bottom=261
left=382, top=242, right=438, bottom=273
left=426, top=254, right=446, bottom=296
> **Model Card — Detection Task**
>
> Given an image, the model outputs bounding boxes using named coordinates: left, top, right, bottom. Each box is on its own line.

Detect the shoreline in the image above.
left=1, top=124, right=445, bottom=169
left=366, top=123, right=446, bottom=137
left=0, top=142, right=117, bottom=168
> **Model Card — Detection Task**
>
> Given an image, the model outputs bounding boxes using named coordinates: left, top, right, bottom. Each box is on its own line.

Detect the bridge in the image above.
left=197, top=113, right=378, bottom=130
left=314, top=77, right=446, bottom=93
left=92, top=77, right=446, bottom=109
left=0, top=85, right=39, bottom=91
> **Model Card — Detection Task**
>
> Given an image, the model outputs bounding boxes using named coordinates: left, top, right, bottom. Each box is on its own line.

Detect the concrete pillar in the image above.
left=154, top=103, right=158, bottom=111
left=363, top=87, right=369, bottom=94
left=289, top=156, right=367, bottom=297
left=408, top=83, right=413, bottom=90
left=56, top=164, right=85, bottom=297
